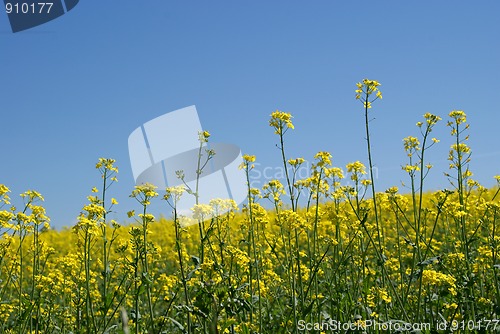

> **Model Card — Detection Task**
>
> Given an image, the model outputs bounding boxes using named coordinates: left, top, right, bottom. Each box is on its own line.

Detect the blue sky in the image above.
left=1, top=1, right=500, bottom=229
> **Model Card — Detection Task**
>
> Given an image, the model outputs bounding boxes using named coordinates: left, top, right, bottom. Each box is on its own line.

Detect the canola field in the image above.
left=2, top=80, right=500, bottom=333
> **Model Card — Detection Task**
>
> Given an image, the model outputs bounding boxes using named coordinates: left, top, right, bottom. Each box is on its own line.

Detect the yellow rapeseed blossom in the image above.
left=96, top=157, right=118, bottom=173
left=423, top=112, right=442, bottom=126
left=346, top=161, right=366, bottom=174
left=403, top=164, right=420, bottom=173
left=198, top=130, right=211, bottom=143
left=130, top=183, right=158, bottom=206
left=0, top=184, right=11, bottom=206
left=449, top=110, right=467, bottom=124
left=209, top=198, right=238, bottom=217
left=269, top=110, right=294, bottom=135
left=240, top=154, right=257, bottom=170
left=0, top=210, right=15, bottom=229
left=288, top=157, right=305, bottom=166
left=346, top=161, right=368, bottom=183
left=164, top=185, right=186, bottom=208
left=421, top=269, right=457, bottom=296
left=355, top=79, right=382, bottom=102
left=314, top=151, right=332, bottom=167
left=403, top=136, right=420, bottom=153
left=191, top=203, right=213, bottom=220
left=262, top=179, right=286, bottom=202
left=243, top=154, right=256, bottom=163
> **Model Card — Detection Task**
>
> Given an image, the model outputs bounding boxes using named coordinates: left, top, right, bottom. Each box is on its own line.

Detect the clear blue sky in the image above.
left=1, top=1, right=500, bottom=229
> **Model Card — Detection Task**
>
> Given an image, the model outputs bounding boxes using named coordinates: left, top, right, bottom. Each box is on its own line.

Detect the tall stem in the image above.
left=101, top=169, right=108, bottom=329
left=175, top=206, right=191, bottom=334
left=279, top=130, right=295, bottom=212
left=363, top=94, right=382, bottom=253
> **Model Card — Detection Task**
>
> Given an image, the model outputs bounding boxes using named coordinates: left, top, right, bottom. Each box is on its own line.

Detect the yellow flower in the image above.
left=385, top=186, right=399, bottom=195
left=130, top=183, right=158, bottom=206
left=403, top=136, right=420, bottom=153
left=269, top=110, right=294, bottom=135
left=240, top=154, right=257, bottom=170
left=0, top=184, right=10, bottom=196
left=346, top=161, right=369, bottom=182
left=421, top=269, right=457, bottom=295
left=262, top=179, right=286, bottom=202
left=288, top=157, right=305, bottom=166
left=423, top=112, right=442, bottom=124
left=377, top=287, right=392, bottom=303
left=313, top=151, right=332, bottom=167
left=198, top=130, right=211, bottom=143
left=355, top=78, right=382, bottom=102
left=21, top=189, right=44, bottom=202
left=164, top=185, right=185, bottom=204
left=403, top=164, right=420, bottom=173
left=209, top=198, right=238, bottom=216
left=346, top=161, right=367, bottom=174
left=243, top=154, right=256, bottom=163
left=449, top=110, right=466, bottom=124
left=191, top=204, right=213, bottom=220
left=96, top=158, right=119, bottom=180
left=361, top=179, right=372, bottom=186
left=0, top=210, right=15, bottom=229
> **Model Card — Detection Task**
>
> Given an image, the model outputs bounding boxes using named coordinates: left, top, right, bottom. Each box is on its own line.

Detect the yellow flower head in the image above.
left=385, top=186, right=399, bottom=195
left=131, top=183, right=159, bottom=206
left=355, top=78, right=382, bottom=102
left=346, top=161, right=366, bottom=174
left=313, top=151, right=332, bottom=167
left=209, top=198, right=238, bottom=216
left=0, top=185, right=10, bottom=197
left=164, top=185, right=186, bottom=207
left=288, top=157, right=305, bottom=166
left=449, top=110, right=466, bottom=124
left=96, top=158, right=119, bottom=174
left=269, top=110, right=294, bottom=135
left=191, top=203, right=214, bottom=220
left=424, top=112, right=442, bottom=126
left=263, top=179, right=286, bottom=202
left=198, top=130, right=211, bottom=143
left=243, top=154, right=256, bottom=163
left=0, top=185, right=11, bottom=206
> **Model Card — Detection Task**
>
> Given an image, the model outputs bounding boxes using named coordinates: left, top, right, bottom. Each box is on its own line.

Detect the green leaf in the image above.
left=417, top=256, right=441, bottom=267
left=168, top=317, right=187, bottom=334
left=191, top=255, right=200, bottom=266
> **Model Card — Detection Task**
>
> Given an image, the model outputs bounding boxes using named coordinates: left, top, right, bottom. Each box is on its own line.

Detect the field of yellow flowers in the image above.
left=2, top=79, right=500, bottom=333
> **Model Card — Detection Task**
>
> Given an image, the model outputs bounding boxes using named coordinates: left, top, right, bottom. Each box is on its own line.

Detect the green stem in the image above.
left=363, top=92, right=382, bottom=253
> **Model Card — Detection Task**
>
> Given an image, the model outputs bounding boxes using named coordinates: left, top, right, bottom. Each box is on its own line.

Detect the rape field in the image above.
left=1, top=79, right=500, bottom=333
